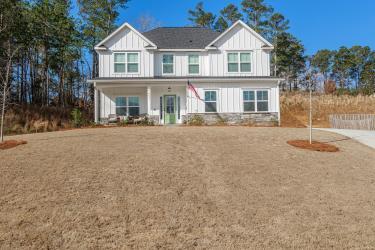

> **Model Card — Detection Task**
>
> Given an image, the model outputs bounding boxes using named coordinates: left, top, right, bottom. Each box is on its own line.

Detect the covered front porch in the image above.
left=94, top=82, right=187, bottom=125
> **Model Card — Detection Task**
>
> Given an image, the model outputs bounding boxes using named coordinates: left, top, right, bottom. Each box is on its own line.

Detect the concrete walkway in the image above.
left=315, top=128, right=375, bottom=149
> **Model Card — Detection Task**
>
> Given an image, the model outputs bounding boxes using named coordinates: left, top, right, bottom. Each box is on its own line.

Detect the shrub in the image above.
left=187, top=115, right=205, bottom=126
left=71, top=108, right=83, bottom=128
left=140, top=116, right=155, bottom=126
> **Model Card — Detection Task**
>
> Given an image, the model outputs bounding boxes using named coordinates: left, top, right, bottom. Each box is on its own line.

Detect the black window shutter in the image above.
left=177, top=96, right=181, bottom=119
left=160, top=96, right=163, bottom=119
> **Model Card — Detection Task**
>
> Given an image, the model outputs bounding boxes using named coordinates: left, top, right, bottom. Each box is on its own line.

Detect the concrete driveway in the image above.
left=316, top=128, right=375, bottom=149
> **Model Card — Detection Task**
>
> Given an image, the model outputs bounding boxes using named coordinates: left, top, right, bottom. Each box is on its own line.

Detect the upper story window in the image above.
left=243, top=90, right=269, bottom=112
left=205, top=90, right=217, bottom=113
left=188, top=55, right=199, bottom=74
left=162, top=54, right=174, bottom=74
left=114, top=52, right=139, bottom=74
left=227, top=52, right=251, bottom=73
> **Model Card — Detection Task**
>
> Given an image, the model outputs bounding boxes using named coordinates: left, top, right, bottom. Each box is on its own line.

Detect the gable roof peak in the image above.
left=206, top=19, right=273, bottom=49
left=95, top=22, right=157, bottom=50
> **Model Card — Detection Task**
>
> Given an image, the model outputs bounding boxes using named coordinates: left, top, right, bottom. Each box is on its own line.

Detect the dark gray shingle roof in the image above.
left=142, top=27, right=221, bottom=49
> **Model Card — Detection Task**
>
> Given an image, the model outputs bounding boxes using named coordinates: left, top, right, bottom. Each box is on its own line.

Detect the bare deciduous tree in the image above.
left=136, top=14, right=161, bottom=32
left=0, top=14, right=20, bottom=142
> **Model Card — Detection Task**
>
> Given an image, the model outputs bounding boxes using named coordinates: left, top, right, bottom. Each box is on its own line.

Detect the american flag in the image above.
left=187, top=81, right=203, bottom=101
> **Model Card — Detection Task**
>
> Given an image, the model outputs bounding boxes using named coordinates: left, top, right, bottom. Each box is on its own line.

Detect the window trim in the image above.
left=241, top=89, right=270, bottom=113
left=187, top=54, right=200, bottom=75
left=113, top=52, right=126, bottom=74
left=162, top=54, right=175, bottom=75
left=204, top=89, right=218, bottom=113
left=115, top=95, right=140, bottom=116
left=226, top=51, right=252, bottom=74
left=113, top=52, right=140, bottom=75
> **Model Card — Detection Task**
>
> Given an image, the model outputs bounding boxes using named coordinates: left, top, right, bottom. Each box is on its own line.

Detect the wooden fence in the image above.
left=329, top=114, right=375, bottom=130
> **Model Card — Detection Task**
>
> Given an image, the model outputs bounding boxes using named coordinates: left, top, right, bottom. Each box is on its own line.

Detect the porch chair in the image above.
left=107, top=114, right=119, bottom=124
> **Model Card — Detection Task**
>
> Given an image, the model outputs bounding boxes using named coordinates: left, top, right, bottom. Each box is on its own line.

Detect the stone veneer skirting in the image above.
left=183, top=113, right=279, bottom=126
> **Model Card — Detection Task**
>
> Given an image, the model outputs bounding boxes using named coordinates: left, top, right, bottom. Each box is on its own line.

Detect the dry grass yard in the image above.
left=1, top=127, right=375, bottom=249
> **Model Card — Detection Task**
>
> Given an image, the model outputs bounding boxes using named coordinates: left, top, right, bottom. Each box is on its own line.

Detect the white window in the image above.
left=162, top=54, right=174, bottom=74
left=227, top=52, right=251, bottom=73
left=243, top=90, right=269, bottom=112
left=115, top=96, right=140, bottom=116
left=204, top=90, right=217, bottom=113
left=127, top=53, right=139, bottom=73
left=114, top=52, right=139, bottom=74
left=188, top=55, right=199, bottom=74
left=114, top=53, right=126, bottom=73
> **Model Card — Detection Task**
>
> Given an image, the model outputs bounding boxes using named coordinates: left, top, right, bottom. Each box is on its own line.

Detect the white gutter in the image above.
left=157, top=49, right=207, bottom=52
left=88, top=77, right=284, bottom=84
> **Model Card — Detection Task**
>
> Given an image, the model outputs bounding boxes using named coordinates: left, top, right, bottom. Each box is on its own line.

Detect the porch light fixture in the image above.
left=168, top=86, right=171, bottom=92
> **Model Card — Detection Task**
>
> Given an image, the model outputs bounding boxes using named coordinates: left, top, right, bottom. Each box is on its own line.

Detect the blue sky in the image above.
left=86, top=0, right=375, bottom=55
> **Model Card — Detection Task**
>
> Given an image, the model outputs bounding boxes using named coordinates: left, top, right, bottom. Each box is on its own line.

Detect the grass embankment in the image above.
left=3, top=105, right=92, bottom=135
left=281, top=93, right=375, bottom=128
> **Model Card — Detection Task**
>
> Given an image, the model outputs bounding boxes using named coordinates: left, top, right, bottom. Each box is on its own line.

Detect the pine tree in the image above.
left=275, top=32, right=306, bottom=91
left=78, top=0, right=129, bottom=79
left=268, top=13, right=289, bottom=42
left=214, top=4, right=242, bottom=32
left=188, top=2, right=216, bottom=29
left=241, top=0, right=273, bottom=36
left=311, top=49, right=335, bottom=82
left=333, top=47, right=356, bottom=90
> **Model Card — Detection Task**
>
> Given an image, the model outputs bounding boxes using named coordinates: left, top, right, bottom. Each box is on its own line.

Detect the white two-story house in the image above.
left=89, top=20, right=282, bottom=125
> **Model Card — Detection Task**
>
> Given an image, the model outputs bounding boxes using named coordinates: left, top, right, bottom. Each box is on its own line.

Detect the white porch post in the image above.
left=147, top=86, right=151, bottom=115
left=94, top=84, right=98, bottom=123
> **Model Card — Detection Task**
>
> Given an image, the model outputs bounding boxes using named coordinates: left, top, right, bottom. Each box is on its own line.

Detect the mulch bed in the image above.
left=287, top=140, right=339, bottom=152
left=0, top=140, right=27, bottom=150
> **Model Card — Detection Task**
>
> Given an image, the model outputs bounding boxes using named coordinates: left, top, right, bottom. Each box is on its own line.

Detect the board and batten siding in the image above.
left=98, top=28, right=154, bottom=78
left=98, top=87, right=148, bottom=119
left=154, top=52, right=210, bottom=77
left=187, top=82, right=279, bottom=114
left=97, top=23, right=271, bottom=78
left=153, top=25, right=271, bottom=77
left=97, top=86, right=187, bottom=122
left=154, top=25, right=271, bottom=77
left=209, top=24, right=271, bottom=77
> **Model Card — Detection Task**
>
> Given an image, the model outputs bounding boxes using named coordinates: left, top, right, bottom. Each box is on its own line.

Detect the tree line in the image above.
left=188, top=0, right=375, bottom=94
left=0, top=0, right=128, bottom=111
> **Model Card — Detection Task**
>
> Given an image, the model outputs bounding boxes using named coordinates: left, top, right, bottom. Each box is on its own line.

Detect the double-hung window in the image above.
left=114, top=52, right=139, bottom=73
left=243, top=90, right=269, bottom=112
left=114, top=53, right=126, bottom=73
left=115, top=96, right=140, bottom=116
left=256, top=90, right=269, bottom=111
left=188, top=55, right=199, bottom=74
left=227, top=52, right=251, bottom=73
left=162, top=54, right=174, bottom=74
left=243, top=90, right=255, bottom=112
left=205, top=90, right=217, bottom=113
left=127, top=53, right=139, bottom=73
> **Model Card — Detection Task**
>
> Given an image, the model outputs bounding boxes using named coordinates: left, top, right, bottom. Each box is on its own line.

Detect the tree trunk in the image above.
left=0, top=42, right=15, bottom=142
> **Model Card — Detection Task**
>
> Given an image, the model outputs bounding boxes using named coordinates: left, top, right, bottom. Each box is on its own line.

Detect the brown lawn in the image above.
left=1, top=127, right=375, bottom=249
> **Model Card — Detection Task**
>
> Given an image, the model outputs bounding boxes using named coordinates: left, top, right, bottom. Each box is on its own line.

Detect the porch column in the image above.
left=94, top=85, right=98, bottom=123
left=147, top=86, right=151, bottom=115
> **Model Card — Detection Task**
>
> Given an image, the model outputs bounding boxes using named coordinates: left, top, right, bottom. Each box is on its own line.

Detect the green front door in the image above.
left=164, top=95, right=176, bottom=124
